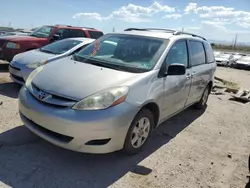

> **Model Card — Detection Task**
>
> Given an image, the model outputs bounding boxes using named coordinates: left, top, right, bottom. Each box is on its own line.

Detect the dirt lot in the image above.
left=0, top=67, right=249, bottom=188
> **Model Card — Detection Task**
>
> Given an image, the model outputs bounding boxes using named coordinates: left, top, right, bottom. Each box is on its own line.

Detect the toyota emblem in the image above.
left=38, top=91, right=48, bottom=100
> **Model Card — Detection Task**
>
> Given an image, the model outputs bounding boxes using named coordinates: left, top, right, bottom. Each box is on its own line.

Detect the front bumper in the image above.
left=19, top=86, right=139, bottom=153
left=9, top=61, right=34, bottom=85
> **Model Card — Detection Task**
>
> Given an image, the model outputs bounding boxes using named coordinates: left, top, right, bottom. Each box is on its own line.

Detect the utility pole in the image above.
left=182, top=27, right=184, bottom=32
left=112, top=26, right=115, bottom=32
left=233, top=33, right=238, bottom=48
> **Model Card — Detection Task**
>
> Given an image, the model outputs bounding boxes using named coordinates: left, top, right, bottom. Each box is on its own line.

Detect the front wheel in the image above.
left=194, top=85, right=210, bottom=109
left=123, top=109, right=154, bottom=155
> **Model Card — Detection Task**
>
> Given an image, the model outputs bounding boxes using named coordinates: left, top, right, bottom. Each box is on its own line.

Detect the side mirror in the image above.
left=166, top=63, right=186, bottom=76
left=50, top=34, right=60, bottom=42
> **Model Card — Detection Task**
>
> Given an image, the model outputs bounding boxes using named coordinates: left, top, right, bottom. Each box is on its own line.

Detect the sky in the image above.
left=1, top=0, right=250, bottom=43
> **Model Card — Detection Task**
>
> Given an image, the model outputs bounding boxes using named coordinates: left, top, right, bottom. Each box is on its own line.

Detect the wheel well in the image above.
left=141, top=102, right=160, bottom=128
left=208, top=81, right=213, bottom=92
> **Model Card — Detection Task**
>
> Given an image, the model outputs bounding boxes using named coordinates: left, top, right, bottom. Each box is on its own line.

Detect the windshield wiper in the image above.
left=89, top=60, right=126, bottom=71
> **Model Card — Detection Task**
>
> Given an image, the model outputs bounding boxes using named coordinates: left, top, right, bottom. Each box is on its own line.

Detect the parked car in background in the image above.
left=215, top=53, right=234, bottom=66
left=19, top=28, right=216, bottom=155
left=0, top=31, right=6, bottom=35
left=231, top=53, right=244, bottom=61
left=0, top=31, right=29, bottom=37
left=234, top=56, right=250, bottom=70
left=9, top=37, right=94, bottom=84
left=0, top=25, right=103, bottom=62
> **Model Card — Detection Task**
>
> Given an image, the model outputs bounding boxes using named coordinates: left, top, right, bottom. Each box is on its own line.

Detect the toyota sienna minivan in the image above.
left=18, top=28, right=216, bottom=155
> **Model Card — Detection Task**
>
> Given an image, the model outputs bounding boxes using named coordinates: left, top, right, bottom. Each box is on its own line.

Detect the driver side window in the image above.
left=165, top=40, right=188, bottom=68
left=54, top=29, right=70, bottom=39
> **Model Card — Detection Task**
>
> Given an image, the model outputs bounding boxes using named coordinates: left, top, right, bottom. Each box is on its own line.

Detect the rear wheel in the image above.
left=123, top=109, right=154, bottom=155
left=194, top=85, right=210, bottom=109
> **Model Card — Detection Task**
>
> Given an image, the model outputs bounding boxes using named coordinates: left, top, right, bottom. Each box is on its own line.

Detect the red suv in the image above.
left=0, top=25, right=103, bottom=62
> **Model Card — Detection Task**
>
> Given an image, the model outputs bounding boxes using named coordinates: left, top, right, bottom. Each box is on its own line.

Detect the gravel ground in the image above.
left=0, top=67, right=249, bottom=188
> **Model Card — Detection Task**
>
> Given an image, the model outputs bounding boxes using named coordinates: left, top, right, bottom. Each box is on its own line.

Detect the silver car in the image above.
left=215, top=53, right=234, bottom=66
left=9, top=37, right=95, bottom=84
left=19, top=28, right=216, bottom=154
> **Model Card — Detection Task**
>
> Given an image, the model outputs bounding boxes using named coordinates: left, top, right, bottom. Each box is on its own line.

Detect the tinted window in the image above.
left=166, top=40, right=188, bottom=67
left=88, top=31, right=104, bottom=39
left=189, top=41, right=206, bottom=66
left=30, top=26, right=54, bottom=38
left=204, top=42, right=215, bottom=63
left=40, top=39, right=82, bottom=54
left=73, top=34, right=165, bottom=72
left=54, top=29, right=71, bottom=39
left=70, top=29, right=86, bottom=37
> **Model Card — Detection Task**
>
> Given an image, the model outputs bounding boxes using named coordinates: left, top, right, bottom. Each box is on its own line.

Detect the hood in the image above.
left=0, top=35, right=48, bottom=42
left=32, top=58, right=141, bottom=100
left=13, top=49, right=56, bottom=65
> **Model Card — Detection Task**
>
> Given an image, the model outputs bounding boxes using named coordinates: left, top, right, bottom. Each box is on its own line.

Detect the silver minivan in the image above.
left=18, top=28, right=216, bottom=155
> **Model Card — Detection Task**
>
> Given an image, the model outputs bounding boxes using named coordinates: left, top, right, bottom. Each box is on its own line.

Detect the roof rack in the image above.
left=173, top=31, right=206, bottom=41
left=124, top=28, right=206, bottom=41
left=55, top=24, right=96, bottom=30
left=80, top=27, right=96, bottom=30
left=124, top=28, right=175, bottom=33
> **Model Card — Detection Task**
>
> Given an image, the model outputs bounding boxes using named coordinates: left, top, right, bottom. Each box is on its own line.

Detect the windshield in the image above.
left=40, top=39, right=82, bottom=55
left=72, top=34, right=166, bottom=73
left=30, top=26, right=54, bottom=38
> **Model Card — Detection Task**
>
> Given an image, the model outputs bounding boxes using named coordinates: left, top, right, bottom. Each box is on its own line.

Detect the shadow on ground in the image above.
left=0, top=107, right=205, bottom=188
left=0, top=82, right=21, bottom=98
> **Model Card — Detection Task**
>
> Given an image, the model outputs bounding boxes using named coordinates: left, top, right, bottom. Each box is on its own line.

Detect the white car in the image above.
left=9, top=37, right=95, bottom=84
left=213, top=51, right=221, bottom=57
left=215, top=53, right=234, bottom=66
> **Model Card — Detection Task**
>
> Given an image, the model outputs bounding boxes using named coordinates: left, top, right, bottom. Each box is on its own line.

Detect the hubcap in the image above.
left=131, top=117, right=150, bottom=148
left=202, top=88, right=209, bottom=105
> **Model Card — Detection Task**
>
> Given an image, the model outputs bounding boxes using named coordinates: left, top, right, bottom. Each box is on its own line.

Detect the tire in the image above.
left=194, top=85, right=210, bottom=109
left=123, top=109, right=154, bottom=155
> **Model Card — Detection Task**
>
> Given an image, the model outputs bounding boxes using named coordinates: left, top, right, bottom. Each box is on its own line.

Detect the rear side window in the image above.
left=54, top=28, right=71, bottom=39
left=88, top=31, right=104, bottom=39
left=189, top=41, right=206, bottom=66
left=70, top=29, right=86, bottom=37
left=203, top=42, right=215, bottom=63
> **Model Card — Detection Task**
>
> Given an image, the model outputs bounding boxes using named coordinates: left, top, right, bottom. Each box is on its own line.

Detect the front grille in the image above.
left=30, top=83, right=78, bottom=107
left=0, top=40, right=6, bottom=47
left=9, top=64, right=20, bottom=70
left=10, top=73, right=25, bottom=82
left=21, top=113, right=74, bottom=143
left=32, top=83, right=76, bottom=103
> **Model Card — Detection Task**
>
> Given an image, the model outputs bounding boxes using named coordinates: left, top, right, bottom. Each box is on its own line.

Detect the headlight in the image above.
left=6, top=42, right=20, bottom=49
left=26, top=61, right=48, bottom=69
left=72, top=86, right=129, bottom=110
left=25, top=65, right=44, bottom=88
